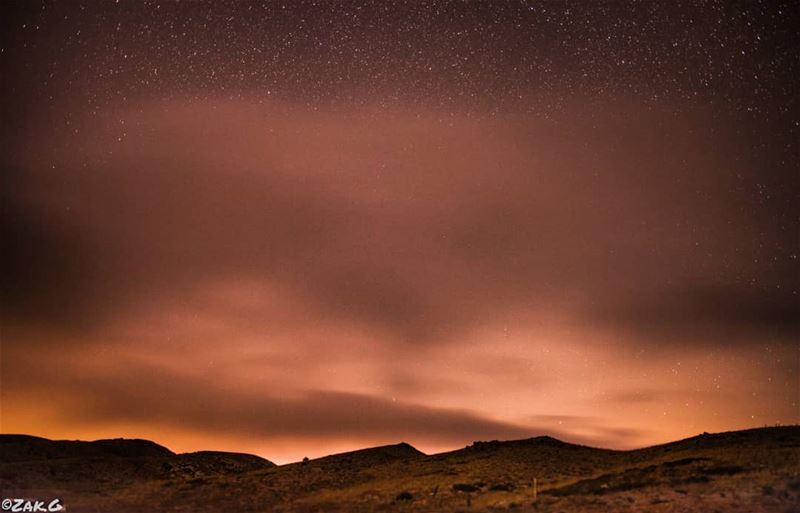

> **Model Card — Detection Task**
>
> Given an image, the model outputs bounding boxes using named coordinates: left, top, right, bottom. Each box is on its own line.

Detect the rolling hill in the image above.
left=1, top=427, right=798, bottom=512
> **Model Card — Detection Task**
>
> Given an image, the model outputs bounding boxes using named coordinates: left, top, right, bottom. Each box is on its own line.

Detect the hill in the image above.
left=1, top=427, right=798, bottom=512
left=0, top=434, right=174, bottom=462
left=0, top=434, right=275, bottom=510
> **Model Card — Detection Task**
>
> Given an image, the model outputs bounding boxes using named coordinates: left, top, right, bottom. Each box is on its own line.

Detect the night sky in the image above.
left=1, top=1, right=798, bottom=463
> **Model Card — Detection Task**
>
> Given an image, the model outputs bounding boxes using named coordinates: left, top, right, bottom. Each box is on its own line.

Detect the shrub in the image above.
left=395, top=491, right=413, bottom=501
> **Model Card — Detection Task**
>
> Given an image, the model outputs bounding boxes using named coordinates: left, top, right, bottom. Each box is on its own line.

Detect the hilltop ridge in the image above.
left=306, top=441, right=425, bottom=466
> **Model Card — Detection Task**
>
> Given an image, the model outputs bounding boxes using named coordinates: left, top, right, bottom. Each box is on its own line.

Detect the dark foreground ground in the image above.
left=1, top=426, right=799, bottom=512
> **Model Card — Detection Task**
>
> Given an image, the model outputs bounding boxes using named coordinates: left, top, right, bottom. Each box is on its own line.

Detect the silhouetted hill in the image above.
left=0, top=434, right=174, bottom=462
left=637, top=425, right=800, bottom=454
left=307, top=441, right=425, bottom=468
left=1, top=427, right=798, bottom=512
left=0, top=434, right=274, bottom=498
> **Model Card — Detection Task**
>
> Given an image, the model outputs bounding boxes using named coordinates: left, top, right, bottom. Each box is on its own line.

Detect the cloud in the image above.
left=0, top=171, right=98, bottom=332
left=586, top=282, right=800, bottom=345
left=4, top=354, right=649, bottom=451
left=3, top=98, right=794, bottom=352
left=22, top=359, right=534, bottom=446
left=1, top=97, right=797, bottom=457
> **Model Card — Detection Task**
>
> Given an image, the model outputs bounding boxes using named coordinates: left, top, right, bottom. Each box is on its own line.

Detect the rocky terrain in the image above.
left=1, top=427, right=798, bottom=512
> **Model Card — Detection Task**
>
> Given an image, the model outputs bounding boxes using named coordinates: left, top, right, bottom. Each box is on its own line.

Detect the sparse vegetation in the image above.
left=1, top=426, right=798, bottom=512
left=394, top=491, right=413, bottom=501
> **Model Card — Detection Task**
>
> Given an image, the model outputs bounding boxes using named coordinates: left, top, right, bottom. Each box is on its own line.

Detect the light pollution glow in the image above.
left=1, top=1, right=797, bottom=464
